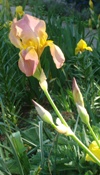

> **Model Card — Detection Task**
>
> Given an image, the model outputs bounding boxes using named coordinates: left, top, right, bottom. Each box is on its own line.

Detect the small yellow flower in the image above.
left=89, top=0, right=93, bottom=9
left=15, top=6, right=24, bottom=17
left=86, top=140, right=100, bottom=163
left=75, top=39, right=93, bottom=55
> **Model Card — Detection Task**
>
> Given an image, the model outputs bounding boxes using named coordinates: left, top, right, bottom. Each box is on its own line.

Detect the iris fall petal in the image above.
left=50, top=44, right=65, bottom=69
left=18, top=48, right=39, bottom=76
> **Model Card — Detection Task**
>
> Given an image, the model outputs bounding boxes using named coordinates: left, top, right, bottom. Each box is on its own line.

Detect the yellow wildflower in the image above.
left=75, top=39, right=93, bottom=55
left=15, top=6, right=24, bottom=17
left=89, top=0, right=93, bottom=9
left=86, top=140, right=100, bottom=163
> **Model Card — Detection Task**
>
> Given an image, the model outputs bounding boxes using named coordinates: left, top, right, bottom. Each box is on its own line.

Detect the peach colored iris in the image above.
left=9, top=14, right=65, bottom=76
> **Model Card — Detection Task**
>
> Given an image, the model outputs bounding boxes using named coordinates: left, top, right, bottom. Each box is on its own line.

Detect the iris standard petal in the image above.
left=18, top=48, right=39, bottom=76
left=9, top=18, right=22, bottom=49
left=77, top=39, right=87, bottom=49
left=15, top=16, right=37, bottom=44
left=15, top=14, right=46, bottom=44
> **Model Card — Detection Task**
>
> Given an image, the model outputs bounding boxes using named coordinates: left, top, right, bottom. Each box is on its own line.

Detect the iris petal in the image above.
left=9, top=18, right=22, bottom=49
left=18, top=48, right=39, bottom=76
left=50, top=44, right=65, bottom=69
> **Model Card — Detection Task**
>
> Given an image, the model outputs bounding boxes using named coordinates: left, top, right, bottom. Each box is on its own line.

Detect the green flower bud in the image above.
left=72, top=78, right=84, bottom=107
left=33, top=100, right=54, bottom=125
left=76, top=103, right=90, bottom=125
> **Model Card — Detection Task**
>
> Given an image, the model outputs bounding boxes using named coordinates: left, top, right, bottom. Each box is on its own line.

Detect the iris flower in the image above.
left=75, top=39, right=93, bottom=55
left=15, top=6, right=24, bottom=17
left=9, top=14, right=65, bottom=77
left=86, top=140, right=100, bottom=163
left=89, top=0, right=93, bottom=9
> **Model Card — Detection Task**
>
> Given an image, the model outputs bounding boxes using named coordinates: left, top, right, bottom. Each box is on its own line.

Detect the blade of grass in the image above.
left=39, top=121, right=44, bottom=168
left=6, top=133, right=24, bottom=175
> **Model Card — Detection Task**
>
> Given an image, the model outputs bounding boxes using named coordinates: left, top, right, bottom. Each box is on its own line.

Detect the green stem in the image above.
left=40, top=81, right=100, bottom=166
left=87, top=123, right=100, bottom=148
left=71, top=133, right=100, bottom=166
left=44, top=89, right=68, bottom=127
left=39, top=121, right=44, bottom=168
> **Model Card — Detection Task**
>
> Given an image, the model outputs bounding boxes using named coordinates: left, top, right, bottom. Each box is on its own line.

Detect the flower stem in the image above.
left=71, top=133, right=100, bottom=166
left=44, top=89, right=68, bottom=127
left=87, top=123, right=100, bottom=148
left=40, top=81, right=100, bottom=165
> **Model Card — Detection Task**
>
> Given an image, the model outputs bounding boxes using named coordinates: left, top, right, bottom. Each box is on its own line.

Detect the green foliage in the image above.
left=0, top=0, right=100, bottom=175
left=0, top=26, right=27, bottom=123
